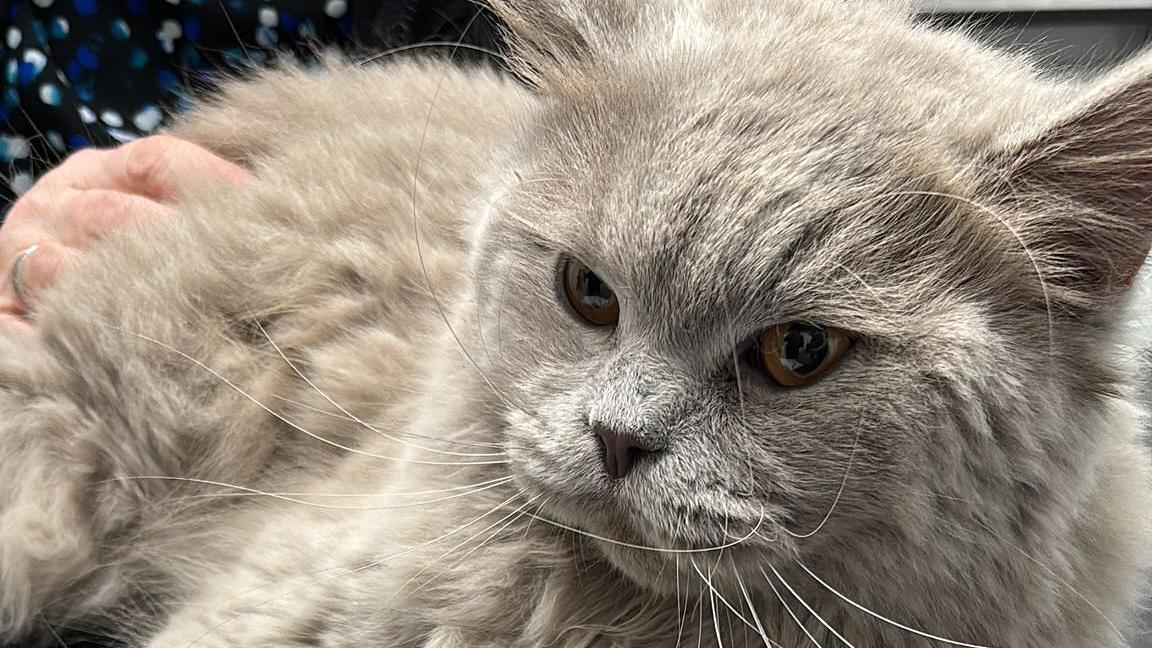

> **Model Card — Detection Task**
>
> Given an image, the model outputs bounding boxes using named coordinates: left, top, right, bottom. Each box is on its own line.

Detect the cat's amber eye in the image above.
left=757, top=322, right=851, bottom=387
left=561, top=258, right=619, bottom=327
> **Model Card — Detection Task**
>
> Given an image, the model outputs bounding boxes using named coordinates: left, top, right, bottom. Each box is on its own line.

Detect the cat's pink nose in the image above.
left=592, top=424, right=657, bottom=479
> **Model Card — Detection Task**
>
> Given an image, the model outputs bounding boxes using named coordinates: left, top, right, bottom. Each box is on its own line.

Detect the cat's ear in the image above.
left=1000, top=54, right=1152, bottom=298
left=487, top=0, right=646, bottom=87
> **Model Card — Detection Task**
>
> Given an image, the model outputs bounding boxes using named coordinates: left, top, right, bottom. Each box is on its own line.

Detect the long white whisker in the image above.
left=520, top=496, right=549, bottom=540
left=886, top=189, right=1055, bottom=359
left=112, top=327, right=508, bottom=466
left=254, top=321, right=505, bottom=458
left=709, top=583, right=726, bottom=648
left=185, top=490, right=526, bottom=648
left=763, top=565, right=856, bottom=648
left=727, top=306, right=747, bottom=420
left=687, top=558, right=758, bottom=633
left=696, top=582, right=706, bottom=648
left=357, top=40, right=506, bottom=66
left=783, top=413, right=861, bottom=539
left=524, top=505, right=765, bottom=554
left=386, top=494, right=541, bottom=608
left=794, top=560, right=995, bottom=648
left=733, top=568, right=783, bottom=648
left=760, top=566, right=822, bottom=647
left=830, top=262, right=882, bottom=306
left=407, top=12, right=541, bottom=428
left=675, top=550, right=687, bottom=648
left=272, top=394, right=508, bottom=450
left=97, top=475, right=514, bottom=511
left=101, top=474, right=513, bottom=498
left=39, top=615, right=67, bottom=648
left=215, top=0, right=252, bottom=62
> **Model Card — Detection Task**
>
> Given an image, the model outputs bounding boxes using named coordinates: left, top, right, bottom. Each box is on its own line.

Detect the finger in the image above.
left=0, top=192, right=53, bottom=290
left=0, top=241, right=78, bottom=308
left=54, top=189, right=175, bottom=248
left=0, top=290, right=25, bottom=322
left=0, top=312, right=33, bottom=334
left=0, top=191, right=49, bottom=255
left=112, top=135, right=250, bottom=201
left=35, top=136, right=249, bottom=203
left=32, top=147, right=113, bottom=192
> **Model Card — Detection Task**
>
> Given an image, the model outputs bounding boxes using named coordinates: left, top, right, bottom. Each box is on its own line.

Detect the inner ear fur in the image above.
left=486, top=0, right=648, bottom=88
left=1001, top=54, right=1152, bottom=295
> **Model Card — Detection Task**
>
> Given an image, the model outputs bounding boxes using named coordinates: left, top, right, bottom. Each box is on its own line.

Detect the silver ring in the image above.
left=10, top=244, right=39, bottom=304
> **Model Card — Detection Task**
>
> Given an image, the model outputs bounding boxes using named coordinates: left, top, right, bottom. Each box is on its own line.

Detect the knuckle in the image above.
left=68, top=190, right=122, bottom=226
left=37, top=148, right=101, bottom=185
left=22, top=243, right=64, bottom=294
left=7, top=191, right=52, bottom=223
left=121, top=136, right=173, bottom=187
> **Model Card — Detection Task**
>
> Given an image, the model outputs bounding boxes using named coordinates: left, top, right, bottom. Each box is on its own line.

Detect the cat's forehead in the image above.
left=522, top=143, right=994, bottom=347
left=520, top=0, right=1065, bottom=209
left=527, top=42, right=982, bottom=252
left=530, top=8, right=1039, bottom=172
left=526, top=80, right=975, bottom=308
left=501, top=7, right=1063, bottom=337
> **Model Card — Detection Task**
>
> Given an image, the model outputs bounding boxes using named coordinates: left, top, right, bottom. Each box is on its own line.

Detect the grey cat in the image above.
left=1, top=0, right=1150, bottom=646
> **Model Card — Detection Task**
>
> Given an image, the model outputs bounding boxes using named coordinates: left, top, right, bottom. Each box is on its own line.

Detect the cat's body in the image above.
left=2, top=1, right=1152, bottom=646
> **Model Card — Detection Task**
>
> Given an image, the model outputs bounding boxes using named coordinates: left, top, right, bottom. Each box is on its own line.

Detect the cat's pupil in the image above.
left=581, top=270, right=613, bottom=310
left=781, top=323, right=829, bottom=375
left=561, top=258, right=618, bottom=326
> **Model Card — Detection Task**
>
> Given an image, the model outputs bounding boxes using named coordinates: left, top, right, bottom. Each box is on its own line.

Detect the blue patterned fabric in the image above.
left=0, top=0, right=357, bottom=204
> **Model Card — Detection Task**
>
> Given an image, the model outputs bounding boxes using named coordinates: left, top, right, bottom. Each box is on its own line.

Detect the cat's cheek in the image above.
left=501, top=396, right=611, bottom=503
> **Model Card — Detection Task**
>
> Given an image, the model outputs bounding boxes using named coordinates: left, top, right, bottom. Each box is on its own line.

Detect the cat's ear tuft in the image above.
left=487, top=0, right=644, bottom=88
left=1002, top=55, right=1152, bottom=297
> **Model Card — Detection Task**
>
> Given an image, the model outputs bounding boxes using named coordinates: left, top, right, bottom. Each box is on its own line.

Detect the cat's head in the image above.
left=463, top=0, right=1152, bottom=595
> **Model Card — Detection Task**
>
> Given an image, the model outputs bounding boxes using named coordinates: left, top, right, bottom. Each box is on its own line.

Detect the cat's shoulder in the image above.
left=172, top=56, right=537, bottom=170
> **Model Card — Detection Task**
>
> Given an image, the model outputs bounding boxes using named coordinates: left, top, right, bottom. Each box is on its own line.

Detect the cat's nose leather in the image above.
left=592, top=424, right=656, bottom=479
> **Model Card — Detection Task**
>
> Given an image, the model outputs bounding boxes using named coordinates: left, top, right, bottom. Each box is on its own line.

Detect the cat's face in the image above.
left=465, top=0, right=1147, bottom=592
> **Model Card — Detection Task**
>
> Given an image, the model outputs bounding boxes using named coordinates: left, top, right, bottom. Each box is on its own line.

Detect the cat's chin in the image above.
left=511, top=470, right=789, bottom=595
left=595, top=537, right=784, bottom=597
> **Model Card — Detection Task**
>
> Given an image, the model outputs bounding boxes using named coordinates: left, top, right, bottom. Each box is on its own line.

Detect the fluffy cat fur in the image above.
left=2, top=0, right=1151, bottom=646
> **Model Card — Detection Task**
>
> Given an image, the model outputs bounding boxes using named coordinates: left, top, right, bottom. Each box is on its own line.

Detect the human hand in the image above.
left=0, top=135, right=248, bottom=331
